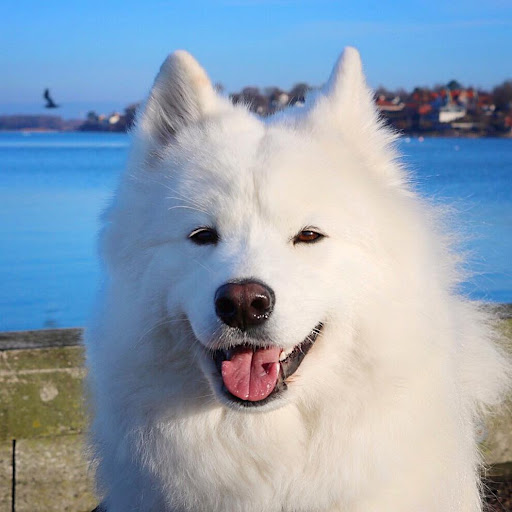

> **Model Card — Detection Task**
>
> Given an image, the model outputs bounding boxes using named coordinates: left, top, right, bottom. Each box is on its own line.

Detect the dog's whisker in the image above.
left=135, top=317, right=187, bottom=347
left=168, top=205, right=210, bottom=214
left=166, top=197, right=209, bottom=213
left=192, top=258, right=214, bottom=274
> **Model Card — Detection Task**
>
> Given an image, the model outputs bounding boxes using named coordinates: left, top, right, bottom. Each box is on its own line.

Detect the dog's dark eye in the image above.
left=188, top=227, right=219, bottom=245
left=293, top=229, right=325, bottom=245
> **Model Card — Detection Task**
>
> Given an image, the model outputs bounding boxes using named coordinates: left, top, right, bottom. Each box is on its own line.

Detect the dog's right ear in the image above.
left=137, top=50, right=219, bottom=144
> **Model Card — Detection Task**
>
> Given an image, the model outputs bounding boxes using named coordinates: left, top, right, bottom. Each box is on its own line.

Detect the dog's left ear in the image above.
left=311, top=47, right=378, bottom=130
left=306, top=47, right=401, bottom=184
left=325, top=47, right=373, bottom=116
left=137, top=50, right=219, bottom=144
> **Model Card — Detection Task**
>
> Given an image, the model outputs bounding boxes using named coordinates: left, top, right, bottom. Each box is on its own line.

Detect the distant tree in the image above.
left=374, top=86, right=408, bottom=101
left=264, top=86, right=282, bottom=98
left=288, top=83, right=311, bottom=104
left=86, top=111, right=99, bottom=123
left=230, top=87, right=269, bottom=114
left=375, top=85, right=391, bottom=98
left=395, top=88, right=409, bottom=100
left=79, top=111, right=104, bottom=132
left=492, top=80, right=512, bottom=112
left=241, top=87, right=261, bottom=100
left=0, top=115, right=63, bottom=130
left=214, top=82, right=225, bottom=94
left=124, top=103, right=139, bottom=129
left=447, top=80, right=463, bottom=91
left=266, top=87, right=289, bottom=110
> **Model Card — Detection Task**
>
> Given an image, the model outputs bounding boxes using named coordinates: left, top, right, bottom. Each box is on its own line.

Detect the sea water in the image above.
left=0, top=132, right=510, bottom=331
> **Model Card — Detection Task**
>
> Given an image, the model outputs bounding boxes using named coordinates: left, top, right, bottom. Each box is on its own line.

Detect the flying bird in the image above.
left=43, top=89, right=59, bottom=109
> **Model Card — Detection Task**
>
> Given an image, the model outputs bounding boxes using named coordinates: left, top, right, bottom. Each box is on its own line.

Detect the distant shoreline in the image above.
left=1, top=128, right=511, bottom=139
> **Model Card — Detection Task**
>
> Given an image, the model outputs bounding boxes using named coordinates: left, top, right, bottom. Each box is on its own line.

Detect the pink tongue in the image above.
left=221, top=346, right=281, bottom=401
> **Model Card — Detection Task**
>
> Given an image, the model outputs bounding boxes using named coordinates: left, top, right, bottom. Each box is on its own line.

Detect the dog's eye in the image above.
left=293, top=229, right=325, bottom=245
left=188, top=227, right=219, bottom=246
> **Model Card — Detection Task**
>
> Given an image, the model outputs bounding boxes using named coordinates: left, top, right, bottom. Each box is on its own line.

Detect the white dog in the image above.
left=86, top=47, right=509, bottom=511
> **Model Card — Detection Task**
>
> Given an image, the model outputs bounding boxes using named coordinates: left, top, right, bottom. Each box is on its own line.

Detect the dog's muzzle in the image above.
left=210, top=322, right=324, bottom=407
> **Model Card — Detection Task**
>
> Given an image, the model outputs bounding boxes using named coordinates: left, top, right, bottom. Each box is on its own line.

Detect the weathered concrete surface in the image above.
left=0, top=342, right=95, bottom=510
left=0, top=346, right=87, bottom=440
left=0, top=435, right=96, bottom=512
left=483, top=316, right=512, bottom=467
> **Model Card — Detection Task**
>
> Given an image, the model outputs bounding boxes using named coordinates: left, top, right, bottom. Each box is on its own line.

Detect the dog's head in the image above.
left=102, top=49, right=411, bottom=411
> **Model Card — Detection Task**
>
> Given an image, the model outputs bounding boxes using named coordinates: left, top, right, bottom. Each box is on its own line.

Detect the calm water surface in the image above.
left=0, top=132, right=510, bottom=331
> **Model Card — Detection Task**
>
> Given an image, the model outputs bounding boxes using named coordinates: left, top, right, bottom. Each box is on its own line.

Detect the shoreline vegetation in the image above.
left=1, top=79, right=511, bottom=137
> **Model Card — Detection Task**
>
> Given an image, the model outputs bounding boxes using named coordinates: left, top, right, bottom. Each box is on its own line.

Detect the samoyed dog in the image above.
left=86, top=48, right=509, bottom=512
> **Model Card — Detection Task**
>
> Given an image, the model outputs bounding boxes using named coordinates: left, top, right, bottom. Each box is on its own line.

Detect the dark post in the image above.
left=11, top=438, right=16, bottom=512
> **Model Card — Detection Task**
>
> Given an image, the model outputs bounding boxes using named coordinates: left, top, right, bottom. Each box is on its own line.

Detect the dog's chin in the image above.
left=199, top=322, right=324, bottom=412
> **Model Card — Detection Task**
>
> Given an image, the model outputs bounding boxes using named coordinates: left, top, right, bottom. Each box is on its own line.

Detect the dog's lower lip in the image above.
left=210, top=322, right=323, bottom=407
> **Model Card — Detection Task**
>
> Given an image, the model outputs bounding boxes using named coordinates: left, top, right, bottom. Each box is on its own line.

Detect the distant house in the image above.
left=376, top=95, right=405, bottom=113
left=439, top=104, right=466, bottom=123
left=477, top=92, right=495, bottom=114
left=375, top=94, right=413, bottom=131
left=108, top=113, right=121, bottom=125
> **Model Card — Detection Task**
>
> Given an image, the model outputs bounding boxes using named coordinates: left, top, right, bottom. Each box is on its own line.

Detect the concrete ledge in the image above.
left=0, top=328, right=83, bottom=351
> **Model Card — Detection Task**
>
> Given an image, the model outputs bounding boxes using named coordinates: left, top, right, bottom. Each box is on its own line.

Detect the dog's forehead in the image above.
left=171, top=112, right=262, bottom=185
left=172, top=116, right=347, bottom=208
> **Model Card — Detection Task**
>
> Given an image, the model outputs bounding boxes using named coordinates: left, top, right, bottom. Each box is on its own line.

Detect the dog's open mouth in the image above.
left=211, top=322, right=323, bottom=407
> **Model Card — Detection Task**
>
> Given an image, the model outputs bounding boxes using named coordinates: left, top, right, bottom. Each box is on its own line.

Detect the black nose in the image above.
left=215, top=280, right=275, bottom=330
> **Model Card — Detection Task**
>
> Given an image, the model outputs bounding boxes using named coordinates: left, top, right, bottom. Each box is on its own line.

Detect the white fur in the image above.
left=86, top=48, right=510, bottom=511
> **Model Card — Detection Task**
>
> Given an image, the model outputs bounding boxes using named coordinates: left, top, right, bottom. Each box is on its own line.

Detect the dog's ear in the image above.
left=138, top=50, right=219, bottom=143
left=306, top=47, right=401, bottom=184
left=316, top=47, right=377, bottom=129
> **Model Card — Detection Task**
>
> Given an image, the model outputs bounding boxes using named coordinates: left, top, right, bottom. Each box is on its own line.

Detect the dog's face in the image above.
left=103, top=49, right=404, bottom=411
left=162, top=122, right=365, bottom=410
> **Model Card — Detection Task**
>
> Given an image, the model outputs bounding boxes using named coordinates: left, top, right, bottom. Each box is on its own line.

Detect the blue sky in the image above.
left=2, top=0, right=511, bottom=118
